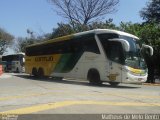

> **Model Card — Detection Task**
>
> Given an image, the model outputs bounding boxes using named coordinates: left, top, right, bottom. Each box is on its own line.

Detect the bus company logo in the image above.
left=35, top=56, right=54, bottom=62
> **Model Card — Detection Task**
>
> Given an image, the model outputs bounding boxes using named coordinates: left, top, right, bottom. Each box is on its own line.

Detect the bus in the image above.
left=2, top=53, right=25, bottom=73
left=25, top=29, right=153, bottom=85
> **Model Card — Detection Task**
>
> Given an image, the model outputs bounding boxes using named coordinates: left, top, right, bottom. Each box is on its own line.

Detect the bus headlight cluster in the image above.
left=125, top=66, right=147, bottom=76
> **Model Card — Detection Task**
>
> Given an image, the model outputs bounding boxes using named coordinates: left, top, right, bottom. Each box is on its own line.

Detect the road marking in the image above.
left=0, top=101, right=160, bottom=114
left=0, top=92, right=63, bottom=101
left=0, top=91, right=160, bottom=102
left=100, top=93, right=160, bottom=99
left=0, top=93, right=42, bottom=101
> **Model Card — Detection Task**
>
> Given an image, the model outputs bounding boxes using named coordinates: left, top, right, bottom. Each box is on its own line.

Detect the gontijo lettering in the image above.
left=35, top=56, right=54, bottom=62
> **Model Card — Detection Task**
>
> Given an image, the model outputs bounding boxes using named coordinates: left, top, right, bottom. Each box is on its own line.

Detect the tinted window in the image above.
left=98, top=33, right=119, bottom=44
left=2, top=55, right=20, bottom=61
left=98, top=33, right=124, bottom=64
left=26, top=40, right=73, bottom=56
left=75, top=34, right=100, bottom=54
left=26, top=34, right=100, bottom=56
left=107, top=41, right=124, bottom=64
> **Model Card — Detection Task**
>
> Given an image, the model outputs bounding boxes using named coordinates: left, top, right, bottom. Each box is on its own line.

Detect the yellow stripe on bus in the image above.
left=25, top=54, right=62, bottom=76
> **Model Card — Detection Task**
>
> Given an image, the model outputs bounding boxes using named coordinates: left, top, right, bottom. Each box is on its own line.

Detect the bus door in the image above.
left=106, top=41, right=124, bottom=83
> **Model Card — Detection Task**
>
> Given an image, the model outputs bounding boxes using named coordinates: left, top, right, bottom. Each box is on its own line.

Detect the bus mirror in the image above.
left=142, top=44, right=153, bottom=56
left=108, top=39, right=130, bottom=52
left=23, top=58, right=25, bottom=63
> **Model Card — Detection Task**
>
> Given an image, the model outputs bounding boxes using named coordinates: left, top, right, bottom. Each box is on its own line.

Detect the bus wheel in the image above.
left=4, top=67, right=7, bottom=72
left=109, top=82, right=120, bottom=86
left=87, top=69, right=102, bottom=85
left=32, top=68, right=38, bottom=77
left=38, top=68, right=44, bottom=78
left=16, top=68, right=20, bottom=73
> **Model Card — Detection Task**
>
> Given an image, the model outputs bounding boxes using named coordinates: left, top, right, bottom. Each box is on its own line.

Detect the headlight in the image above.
left=127, top=66, right=146, bottom=76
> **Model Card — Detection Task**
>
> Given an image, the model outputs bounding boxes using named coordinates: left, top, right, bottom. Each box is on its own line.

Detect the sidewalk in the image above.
left=143, top=78, right=160, bottom=86
left=0, top=73, right=12, bottom=79
left=155, top=78, right=160, bottom=84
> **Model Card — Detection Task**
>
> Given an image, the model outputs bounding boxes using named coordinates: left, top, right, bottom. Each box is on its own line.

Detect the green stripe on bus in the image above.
left=54, top=51, right=83, bottom=73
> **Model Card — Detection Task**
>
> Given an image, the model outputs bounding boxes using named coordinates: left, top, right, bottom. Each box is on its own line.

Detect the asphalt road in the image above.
left=0, top=73, right=160, bottom=119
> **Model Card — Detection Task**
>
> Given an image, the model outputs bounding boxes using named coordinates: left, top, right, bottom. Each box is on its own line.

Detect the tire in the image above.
left=32, top=67, right=38, bottom=77
left=38, top=68, right=44, bottom=78
left=87, top=69, right=102, bottom=85
left=109, top=82, right=120, bottom=86
left=16, top=68, right=20, bottom=73
left=4, top=67, right=7, bottom=72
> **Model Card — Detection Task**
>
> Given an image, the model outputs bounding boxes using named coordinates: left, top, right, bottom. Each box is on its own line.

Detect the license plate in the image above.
left=109, top=76, right=116, bottom=81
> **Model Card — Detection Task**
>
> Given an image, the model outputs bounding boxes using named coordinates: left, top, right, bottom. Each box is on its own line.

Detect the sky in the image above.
left=0, top=0, right=149, bottom=38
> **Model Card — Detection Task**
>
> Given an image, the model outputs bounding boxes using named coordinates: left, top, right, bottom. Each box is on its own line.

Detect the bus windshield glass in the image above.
left=98, top=33, right=146, bottom=69
left=2, top=55, right=20, bottom=61
left=98, top=33, right=124, bottom=64
left=119, top=35, right=146, bottom=69
left=2, top=54, right=25, bottom=66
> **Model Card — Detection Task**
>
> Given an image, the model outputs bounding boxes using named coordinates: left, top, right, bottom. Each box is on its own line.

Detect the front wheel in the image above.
left=109, top=82, right=120, bottom=86
left=16, top=68, right=20, bottom=73
left=87, top=69, right=102, bottom=85
left=37, top=68, right=44, bottom=78
left=32, top=67, right=38, bottom=77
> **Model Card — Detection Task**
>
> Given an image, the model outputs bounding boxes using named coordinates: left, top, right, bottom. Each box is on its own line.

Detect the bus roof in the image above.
left=2, top=52, right=25, bottom=57
left=74, top=29, right=139, bottom=39
left=26, top=29, right=139, bottom=48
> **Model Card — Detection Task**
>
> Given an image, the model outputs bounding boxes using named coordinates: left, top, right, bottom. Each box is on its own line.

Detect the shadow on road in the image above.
left=14, top=74, right=141, bottom=89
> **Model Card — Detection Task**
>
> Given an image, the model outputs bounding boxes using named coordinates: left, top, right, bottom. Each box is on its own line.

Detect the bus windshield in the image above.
left=98, top=33, right=125, bottom=64
left=2, top=55, right=20, bottom=61
left=120, top=35, right=146, bottom=69
left=2, top=53, right=25, bottom=72
left=98, top=33, right=146, bottom=70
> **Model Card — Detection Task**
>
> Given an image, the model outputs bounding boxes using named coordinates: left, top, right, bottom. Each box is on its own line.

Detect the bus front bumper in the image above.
left=122, top=72, right=147, bottom=83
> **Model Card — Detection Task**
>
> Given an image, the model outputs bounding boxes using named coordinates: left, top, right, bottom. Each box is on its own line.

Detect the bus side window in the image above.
left=26, top=34, right=100, bottom=56
left=84, top=39, right=100, bottom=54
left=77, top=35, right=100, bottom=54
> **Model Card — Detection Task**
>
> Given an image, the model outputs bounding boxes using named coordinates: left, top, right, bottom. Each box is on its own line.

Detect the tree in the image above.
left=0, top=28, right=14, bottom=55
left=118, top=22, right=160, bottom=83
left=49, top=19, right=118, bottom=39
left=15, top=34, right=49, bottom=53
left=119, top=22, right=160, bottom=46
left=140, top=0, right=160, bottom=23
left=140, top=0, right=160, bottom=82
left=49, top=0, right=119, bottom=26
left=14, top=37, right=35, bottom=53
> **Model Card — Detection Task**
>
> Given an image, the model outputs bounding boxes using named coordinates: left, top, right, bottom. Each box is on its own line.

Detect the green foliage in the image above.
left=15, top=34, right=49, bottom=53
left=49, top=23, right=75, bottom=38
left=14, top=37, right=36, bottom=53
left=50, top=21, right=160, bottom=49
left=139, top=0, right=160, bottom=77
left=119, top=22, right=160, bottom=46
left=119, top=22, right=141, bottom=37
left=50, top=19, right=119, bottom=39
left=120, top=21, right=160, bottom=76
left=140, top=0, right=160, bottom=23
left=0, top=28, right=14, bottom=55
left=15, top=36, right=49, bottom=53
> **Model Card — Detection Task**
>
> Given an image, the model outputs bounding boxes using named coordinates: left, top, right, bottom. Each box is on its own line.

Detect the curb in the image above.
left=142, top=83, right=160, bottom=86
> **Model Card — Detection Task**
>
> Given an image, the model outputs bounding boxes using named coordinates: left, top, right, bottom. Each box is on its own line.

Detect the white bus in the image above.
left=25, top=29, right=153, bottom=85
left=2, top=53, right=25, bottom=73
